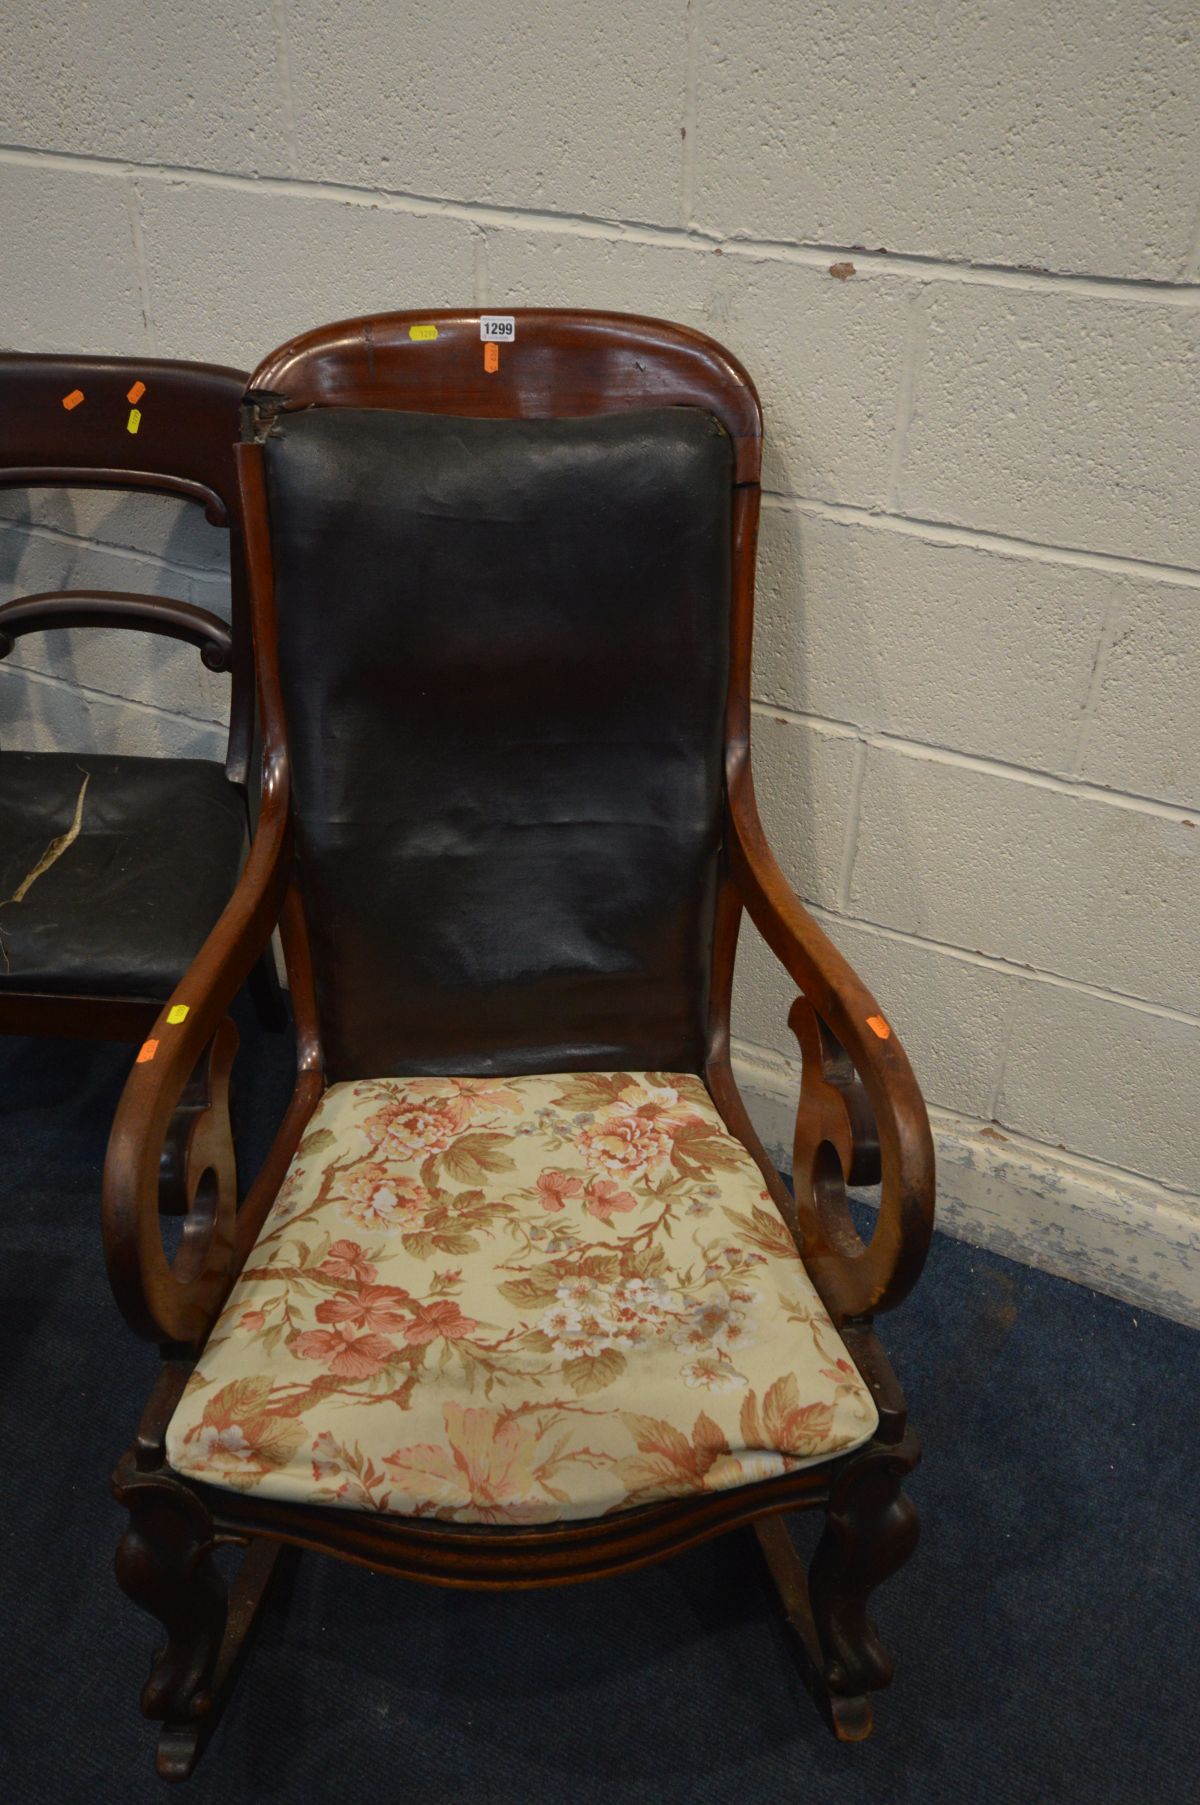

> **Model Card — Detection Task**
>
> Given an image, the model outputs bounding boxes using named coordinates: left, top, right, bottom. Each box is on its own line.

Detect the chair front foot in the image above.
left=114, top=1461, right=227, bottom=1730
left=155, top=1721, right=208, bottom=1784
left=808, top=1433, right=920, bottom=1737
left=115, top=1455, right=287, bottom=1779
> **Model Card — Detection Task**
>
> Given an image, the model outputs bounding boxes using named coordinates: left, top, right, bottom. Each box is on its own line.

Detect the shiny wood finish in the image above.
left=0, top=590, right=233, bottom=670
left=722, top=764, right=935, bottom=1321
left=102, top=442, right=299, bottom=1347
left=249, top=307, right=763, bottom=482
left=103, top=310, right=932, bottom=1771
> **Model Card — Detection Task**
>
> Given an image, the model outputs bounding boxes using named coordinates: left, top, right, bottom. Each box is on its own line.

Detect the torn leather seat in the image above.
left=0, top=751, right=245, bottom=997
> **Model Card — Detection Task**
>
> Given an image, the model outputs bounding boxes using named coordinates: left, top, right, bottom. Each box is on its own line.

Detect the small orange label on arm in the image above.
left=483, top=342, right=499, bottom=373
left=866, top=1014, right=891, bottom=1040
left=136, top=1039, right=159, bottom=1064
left=62, top=389, right=84, bottom=410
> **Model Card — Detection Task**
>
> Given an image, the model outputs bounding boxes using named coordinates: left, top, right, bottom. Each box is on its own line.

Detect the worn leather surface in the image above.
left=264, top=405, right=732, bottom=1080
left=0, top=753, right=245, bottom=997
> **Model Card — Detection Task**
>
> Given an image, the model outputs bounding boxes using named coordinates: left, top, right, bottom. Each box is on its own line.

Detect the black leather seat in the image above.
left=0, top=752, right=244, bottom=999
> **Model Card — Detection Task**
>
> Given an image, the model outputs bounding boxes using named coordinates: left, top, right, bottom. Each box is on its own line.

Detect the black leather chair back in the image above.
left=263, top=404, right=732, bottom=1079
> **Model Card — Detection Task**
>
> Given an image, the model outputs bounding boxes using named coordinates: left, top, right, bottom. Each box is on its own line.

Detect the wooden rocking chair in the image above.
left=102, top=310, right=935, bottom=1779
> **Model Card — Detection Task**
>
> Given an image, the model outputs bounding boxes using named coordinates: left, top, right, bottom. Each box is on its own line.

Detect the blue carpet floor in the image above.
left=1, top=1016, right=1195, bottom=1803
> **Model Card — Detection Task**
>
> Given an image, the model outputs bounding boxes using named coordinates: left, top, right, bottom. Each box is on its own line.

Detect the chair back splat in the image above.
left=244, top=310, right=763, bottom=1080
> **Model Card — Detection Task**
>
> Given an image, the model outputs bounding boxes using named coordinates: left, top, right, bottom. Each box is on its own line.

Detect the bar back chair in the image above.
left=0, top=354, right=269, bottom=1043
left=102, top=310, right=935, bottom=1779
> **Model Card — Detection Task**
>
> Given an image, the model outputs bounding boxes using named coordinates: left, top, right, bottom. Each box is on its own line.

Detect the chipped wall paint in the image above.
left=734, top=1045, right=1200, bottom=1330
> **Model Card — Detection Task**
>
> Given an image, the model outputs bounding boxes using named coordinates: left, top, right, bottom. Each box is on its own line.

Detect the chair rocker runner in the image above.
left=102, top=309, right=935, bottom=1780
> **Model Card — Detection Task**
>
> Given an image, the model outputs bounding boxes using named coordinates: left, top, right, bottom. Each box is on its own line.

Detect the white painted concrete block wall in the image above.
left=1, top=3, right=1197, bottom=1317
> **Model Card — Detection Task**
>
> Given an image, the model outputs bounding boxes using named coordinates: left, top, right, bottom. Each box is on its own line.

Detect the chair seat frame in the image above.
left=101, top=311, right=935, bottom=1779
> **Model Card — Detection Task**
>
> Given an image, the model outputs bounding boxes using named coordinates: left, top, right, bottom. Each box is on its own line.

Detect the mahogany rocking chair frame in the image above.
left=101, top=310, right=935, bottom=1780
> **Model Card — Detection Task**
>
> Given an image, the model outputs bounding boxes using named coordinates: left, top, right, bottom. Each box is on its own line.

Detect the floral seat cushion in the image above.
left=166, top=1072, right=878, bottom=1523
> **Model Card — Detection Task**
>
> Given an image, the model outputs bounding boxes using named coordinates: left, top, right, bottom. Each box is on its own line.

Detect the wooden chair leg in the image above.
left=114, top=1460, right=283, bottom=1780
left=755, top=1432, right=920, bottom=1741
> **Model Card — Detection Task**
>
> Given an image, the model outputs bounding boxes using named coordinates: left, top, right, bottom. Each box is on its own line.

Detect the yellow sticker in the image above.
left=408, top=323, right=438, bottom=342
left=166, top=1004, right=189, bottom=1025
left=126, top=406, right=142, bottom=434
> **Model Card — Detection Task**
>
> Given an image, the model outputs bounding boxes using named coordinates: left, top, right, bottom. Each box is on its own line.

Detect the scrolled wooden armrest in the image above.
left=728, top=759, right=935, bottom=1322
left=103, top=441, right=324, bottom=1349
left=101, top=746, right=311, bottom=1347
left=0, top=590, right=234, bottom=670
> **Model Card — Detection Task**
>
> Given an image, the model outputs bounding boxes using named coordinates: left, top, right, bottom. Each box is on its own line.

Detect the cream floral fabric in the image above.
left=167, top=1072, right=877, bottom=1523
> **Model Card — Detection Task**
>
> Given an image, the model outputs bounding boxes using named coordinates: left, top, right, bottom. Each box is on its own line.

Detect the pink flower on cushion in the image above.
left=238, top=1308, right=266, bottom=1331
left=315, top=1283, right=412, bottom=1334
left=401, top=1300, right=479, bottom=1346
left=535, top=1169, right=584, bottom=1212
left=335, top=1164, right=430, bottom=1234
left=585, top=1177, right=638, bottom=1223
left=291, top=1322, right=397, bottom=1378
left=318, top=1240, right=378, bottom=1285
left=577, top=1107, right=673, bottom=1182
left=364, top=1096, right=461, bottom=1161
left=577, top=1088, right=709, bottom=1183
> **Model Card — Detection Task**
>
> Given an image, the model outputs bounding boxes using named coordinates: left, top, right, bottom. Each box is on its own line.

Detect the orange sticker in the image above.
left=62, top=389, right=84, bottom=410
left=126, top=379, right=146, bottom=405
left=484, top=342, right=499, bottom=374
left=136, top=1039, right=159, bottom=1064
left=866, top=1014, right=891, bottom=1040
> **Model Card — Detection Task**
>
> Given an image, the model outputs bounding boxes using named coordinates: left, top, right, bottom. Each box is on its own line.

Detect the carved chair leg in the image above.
left=806, top=1435, right=920, bottom=1739
left=114, top=1459, right=283, bottom=1780
left=115, top=1466, right=227, bottom=1728
left=753, top=1433, right=919, bottom=1742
